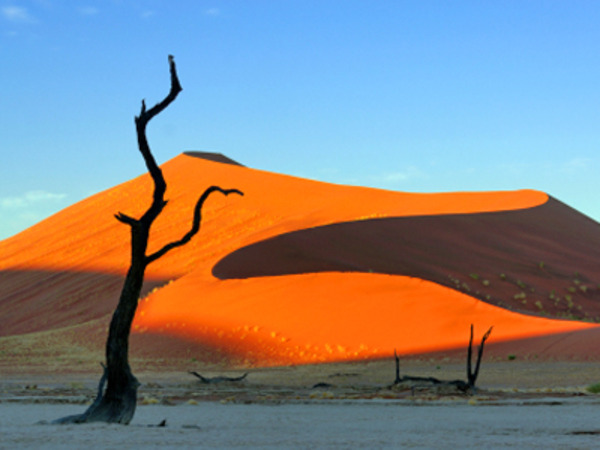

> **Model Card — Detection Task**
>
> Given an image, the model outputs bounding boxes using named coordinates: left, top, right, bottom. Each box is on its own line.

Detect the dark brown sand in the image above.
left=214, top=197, right=600, bottom=321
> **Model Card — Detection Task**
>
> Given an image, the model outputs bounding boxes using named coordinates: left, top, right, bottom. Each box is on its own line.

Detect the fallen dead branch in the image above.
left=189, top=371, right=249, bottom=384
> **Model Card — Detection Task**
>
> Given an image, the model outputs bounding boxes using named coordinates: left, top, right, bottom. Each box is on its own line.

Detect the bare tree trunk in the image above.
left=390, top=325, right=493, bottom=394
left=466, top=324, right=493, bottom=389
left=55, top=55, right=242, bottom=424
left=393, top=349, right=401, bottom=385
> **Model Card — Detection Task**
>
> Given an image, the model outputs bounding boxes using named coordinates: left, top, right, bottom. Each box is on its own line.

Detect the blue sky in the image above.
left=1, top=1, right=599, bottom=240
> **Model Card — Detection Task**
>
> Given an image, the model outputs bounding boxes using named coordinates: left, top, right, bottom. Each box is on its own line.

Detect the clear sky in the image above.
left=1, top=1, right=599, bottom=240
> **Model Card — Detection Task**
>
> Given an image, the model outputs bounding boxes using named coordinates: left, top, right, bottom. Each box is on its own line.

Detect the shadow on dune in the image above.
left=412, top=326, right=600, bottom=362
left=0, top=269, right=168, bottom=336
left=0, top=268, right=253, bottom=367
left=214, top=197, right=600, bottom=320
left=130, top=331, right=256, bottom=366
left=132, top=326, right=600, bottom=365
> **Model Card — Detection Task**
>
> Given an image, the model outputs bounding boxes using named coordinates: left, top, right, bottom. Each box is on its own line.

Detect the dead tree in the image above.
left=391, top=324, right=493, bottom=393
left=393, top=349, right=401, bottom=384
left=55, top=55, right=242, bottom=424
left=466, top=324, right=493, bottom=389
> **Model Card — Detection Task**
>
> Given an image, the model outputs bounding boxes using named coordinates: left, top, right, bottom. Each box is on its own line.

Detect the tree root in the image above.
left=53, top=364, right=139, bottom=425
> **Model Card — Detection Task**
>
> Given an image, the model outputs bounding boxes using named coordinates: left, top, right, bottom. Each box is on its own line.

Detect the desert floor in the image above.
left=3, top=359, right=600, bottom=448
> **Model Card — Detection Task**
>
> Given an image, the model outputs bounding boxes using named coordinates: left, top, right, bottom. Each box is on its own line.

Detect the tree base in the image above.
left=53, top=366, right=139, bottom=425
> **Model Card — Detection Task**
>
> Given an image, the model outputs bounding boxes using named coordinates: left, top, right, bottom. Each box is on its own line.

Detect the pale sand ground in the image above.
left=4, top=400, right=600, bottom=449
left=3, top=360, right=600, bottom=448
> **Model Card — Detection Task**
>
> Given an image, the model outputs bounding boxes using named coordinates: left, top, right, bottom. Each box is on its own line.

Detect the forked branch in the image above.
left=467, top=324, right=493, bottom=388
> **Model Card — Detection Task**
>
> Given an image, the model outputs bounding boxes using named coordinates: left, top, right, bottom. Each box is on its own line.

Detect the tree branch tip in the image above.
left=483, top=326, right=493, bottom=340
left=168, top=54, right=182, bottom=93
left=115, top=212, right=137, bottom=226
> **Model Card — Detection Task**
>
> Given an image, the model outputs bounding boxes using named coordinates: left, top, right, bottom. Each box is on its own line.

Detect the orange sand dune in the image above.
left=134, top=272, right=596, bottom=366
left=1, top=153, right=598, bottom=366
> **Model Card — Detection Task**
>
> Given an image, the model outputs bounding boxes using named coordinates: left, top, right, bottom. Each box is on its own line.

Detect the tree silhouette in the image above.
left=391, top=324, right=492, bottom=393
left=55, top=55, right=242, bottom=424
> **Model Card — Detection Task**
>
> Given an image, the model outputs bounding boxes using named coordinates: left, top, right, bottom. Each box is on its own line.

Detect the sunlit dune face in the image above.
left=4, top=153, right=584, bottom=366
left=133, top=273, right=596, bottom=366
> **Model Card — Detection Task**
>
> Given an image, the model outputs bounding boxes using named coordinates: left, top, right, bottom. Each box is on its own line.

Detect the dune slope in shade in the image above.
left=214, top=197, right=600, bottom=320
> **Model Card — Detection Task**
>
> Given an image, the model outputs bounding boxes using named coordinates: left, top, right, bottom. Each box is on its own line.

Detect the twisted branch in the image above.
left=146, top=186, right=243, bottom=265
left=134, top=54, right=183, bottom=227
